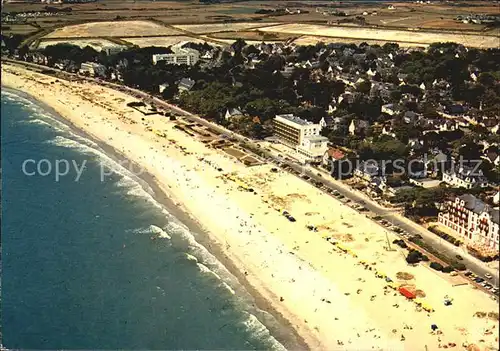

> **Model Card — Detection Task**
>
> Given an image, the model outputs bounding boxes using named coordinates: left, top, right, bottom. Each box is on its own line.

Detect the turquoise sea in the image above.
left=0, top=89, right=297, bottom=350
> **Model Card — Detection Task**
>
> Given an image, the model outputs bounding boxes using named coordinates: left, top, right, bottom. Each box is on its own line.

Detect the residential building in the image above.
left=348, top=119, right=369, bottom=136
left=438, top=194, right=499, bottom=251
left=102, top=45, right=127, bottom=56
left=225, top=108, right=244, bottom=120
left=403, top=111, right=421, bottom=125
left=322, top=147, right=345, bottom=166
left=273, top=114, right=328, bottom=160
left=79, top=62, right=106, bottom=77
left=159, top=82, right=170, bottom=94
left=381, top=103, right=403, bottom=116
left=354, top=161, right=384, bottom=182
left=442, top=166, right=488, bottom=189
left=178, top=78, right=196, bottom=93
left=152, top=46, right=200, bottom=66
left=493, top=191, right=499, bottom=205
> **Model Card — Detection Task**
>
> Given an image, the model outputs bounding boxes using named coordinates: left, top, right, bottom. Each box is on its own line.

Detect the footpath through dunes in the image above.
left=2, top=64, right=499, bottom=351
left=258, top=23, right=500, bottom=48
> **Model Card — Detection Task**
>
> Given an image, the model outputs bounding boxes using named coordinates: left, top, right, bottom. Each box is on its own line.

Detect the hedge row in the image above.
left=409, top=236, right=466, bottom=271
left=428, top=226, right=463, bottom=247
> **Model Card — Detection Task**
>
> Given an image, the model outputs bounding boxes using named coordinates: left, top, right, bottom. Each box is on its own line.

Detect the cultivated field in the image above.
left=1, top=23, right=39, bottom=35
left=173, top=22, right=279, bottom=34
left=259, top=23, right=500, bottom=48
left=122, top=36, right=212, bottom=48
left=293, top=35, right=429, bottom=48
left=36, top=38, right=126, bottom=51
left=210, top=30, right=293, bottom=41
left=44, top=20, right=183, bottom=38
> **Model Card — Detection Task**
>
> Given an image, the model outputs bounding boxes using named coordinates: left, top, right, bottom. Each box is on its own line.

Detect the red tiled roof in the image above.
left=326, top=148, right=345, bottom=160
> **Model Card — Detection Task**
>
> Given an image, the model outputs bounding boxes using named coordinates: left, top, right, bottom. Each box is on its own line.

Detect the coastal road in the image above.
left=5, top=58, right=498, bottom=292
left=286, top=162, right=499, bottom=291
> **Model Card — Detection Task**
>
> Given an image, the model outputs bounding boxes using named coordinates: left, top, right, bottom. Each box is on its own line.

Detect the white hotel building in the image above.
left=152, top=46, right=200, bottom=66
left=438, top=194, right=499, bottom=253
left=273, top=114, right=328, bottom=161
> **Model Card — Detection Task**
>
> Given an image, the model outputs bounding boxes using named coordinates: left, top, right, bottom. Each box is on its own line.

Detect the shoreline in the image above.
left=3, top=63, right=499, bottom=351
left=1, top=86, right=309, bottom=350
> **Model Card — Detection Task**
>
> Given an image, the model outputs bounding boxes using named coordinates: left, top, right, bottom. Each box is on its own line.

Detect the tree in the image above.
left=430, top=262, right=443, bottom=271
left=356, top=80, right=372, bottom=94
left=477, top=72, right=496, bottom=87
left=406, top=250, right=422, bottom=264
left=231, top=38, right=247, bottom=53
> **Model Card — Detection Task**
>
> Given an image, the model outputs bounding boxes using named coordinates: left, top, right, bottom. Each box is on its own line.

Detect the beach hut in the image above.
left=399, top=286, right=416, bottom=299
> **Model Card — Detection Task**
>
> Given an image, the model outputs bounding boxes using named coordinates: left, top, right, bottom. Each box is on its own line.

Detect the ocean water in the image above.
left=0, top=89, right=291, bottom=350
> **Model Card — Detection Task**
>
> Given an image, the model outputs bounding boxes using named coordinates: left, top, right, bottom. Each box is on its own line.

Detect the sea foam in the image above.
left=3, top=90, right=288, bottom=351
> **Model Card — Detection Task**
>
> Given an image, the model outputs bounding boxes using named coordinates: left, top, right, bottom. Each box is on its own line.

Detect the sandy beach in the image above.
left=2, top=63, right=499, bottom=351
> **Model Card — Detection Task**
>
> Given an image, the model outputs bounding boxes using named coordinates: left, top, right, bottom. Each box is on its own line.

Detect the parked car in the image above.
left=474, top=277, right=484, bottom=283
left=464, top=271, right=473, bottom=277
left=485, top=273, right=493, bottom=279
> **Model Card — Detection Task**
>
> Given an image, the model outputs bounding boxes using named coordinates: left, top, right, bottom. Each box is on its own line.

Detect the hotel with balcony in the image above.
left=438, top=194, right=499, bottom=253
left=273, top=114, right=328, bottom=161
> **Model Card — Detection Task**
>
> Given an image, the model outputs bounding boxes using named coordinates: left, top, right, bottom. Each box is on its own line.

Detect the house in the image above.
left=438, top=194, right=499, bottom=251
left=436, top=119, right=459, bottom=132
left=408, top=138, right=425, bottom=153
left=319, top=116, right=334, bottom=129
left=444, top=104, right=467, bottom=115
left=225, top=107, right=244, bottom=120
left=381, top=123, right=396, bottom=138
left=29, top=52, right=48, bottom=65
left=280, top=65, right=296, bottom=78
left=403, top=111, right=421, bottom=125
left=322, top=147, right=345, bottom=167
left=354, top=161, right=384, bottom=182
left=381, top=103, right=403, bottom=116
left=1, top=38, right=8, bottom=53
left=493, top=191, right=500, bottom=205
left=158, top=83, right=170, bottom=94
left=102, top=45, right=127, bottom=56
left=79, top=62, right=106, bottom=77
left=338, top=92, right=356, bottom=105
left=483, top=145, right=500, bottom=166
left=348, top=119, right=369, bottom=136
left=442, top=165, right=488, bottom=189
left=178, top=78, right=196, bottom=93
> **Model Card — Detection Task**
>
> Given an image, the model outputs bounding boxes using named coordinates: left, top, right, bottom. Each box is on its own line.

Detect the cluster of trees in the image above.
left=406, top=249, right=429, bottom=264
left=394, top=43, right=500, bottom=117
